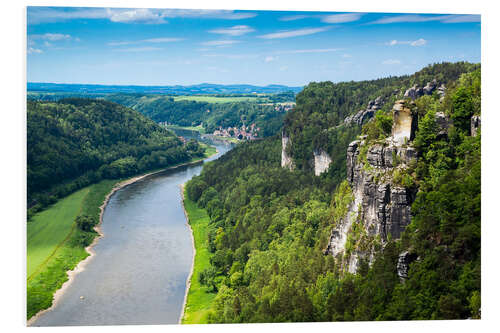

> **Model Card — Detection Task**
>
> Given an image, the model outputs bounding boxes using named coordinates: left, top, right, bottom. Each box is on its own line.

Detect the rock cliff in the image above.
left=325, top=101, right=420, bottom=273
left=313, top=149, right=332, bottom=176
left=281, top=131, right=294, bottom=170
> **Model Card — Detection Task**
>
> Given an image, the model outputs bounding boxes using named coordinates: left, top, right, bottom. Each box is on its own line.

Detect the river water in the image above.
left=31, top=131, right=233, bottom=326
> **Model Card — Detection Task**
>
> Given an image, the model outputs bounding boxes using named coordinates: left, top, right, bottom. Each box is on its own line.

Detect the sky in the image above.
left=26, top=7, right=481, bottom=86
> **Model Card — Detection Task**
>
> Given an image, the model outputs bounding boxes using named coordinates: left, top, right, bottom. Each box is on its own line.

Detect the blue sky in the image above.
left=27, top=7, right=481, bottom=86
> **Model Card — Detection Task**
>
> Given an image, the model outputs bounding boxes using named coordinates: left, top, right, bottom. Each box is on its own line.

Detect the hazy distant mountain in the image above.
left=27, top=82, right=303, bottom=95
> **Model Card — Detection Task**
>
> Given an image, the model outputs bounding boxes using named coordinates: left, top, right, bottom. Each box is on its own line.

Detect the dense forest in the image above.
left=104, top=94, right=290, bottom=137
left=185, top=63, right=481, bottom=322
left=27, top=98, right=205, bottom=218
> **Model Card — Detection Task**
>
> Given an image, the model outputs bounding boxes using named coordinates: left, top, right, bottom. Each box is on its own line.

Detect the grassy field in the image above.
left=27, top=179, right=117, bottom=320
left=166, top=124, right=206, bottom=134
left=27, top=187, right=90, bottom=279
left=173, top=95, right=269, bottom=103
left=181, top=191, right=217, bottom=324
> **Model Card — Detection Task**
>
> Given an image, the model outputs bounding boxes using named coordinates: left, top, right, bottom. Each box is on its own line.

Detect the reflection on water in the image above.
left=31, top=135, right=233, bottom=326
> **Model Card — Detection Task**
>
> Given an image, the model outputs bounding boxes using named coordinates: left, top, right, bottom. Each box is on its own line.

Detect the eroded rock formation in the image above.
left=344, top=96, right=383, bottom=126
left=391, top=100, right=418, bottom=144
left=404, top=79, right=440, bottom=100
left=314, top=149, right=332, bottom=176
left=281, top=132, right=294, bottom=170
left=471, top=115, right=481, bottom=137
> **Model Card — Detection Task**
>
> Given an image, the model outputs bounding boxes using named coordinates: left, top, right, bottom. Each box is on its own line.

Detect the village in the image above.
left=211, top=123, right=260, bottom=140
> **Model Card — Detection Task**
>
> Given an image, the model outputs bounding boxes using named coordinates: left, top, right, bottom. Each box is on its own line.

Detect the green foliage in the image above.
left=27, top=98, right=204, bottom=213
left=75, top=214, right=97, bottom=232
left=363, top=111, right=393, bottom=141
left=449, top=69, right=481, bottom=133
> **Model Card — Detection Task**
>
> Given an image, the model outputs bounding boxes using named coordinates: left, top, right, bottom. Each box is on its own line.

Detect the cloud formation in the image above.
left=208, top=25, right=255, bottom=36
left=321, top=13, right=364, bottom=23
left=258, top=27, right=329, bottom=39
left=278, top=12, right=363, bottom=24
left=371, top=14, right=480, bottom=24
left=201, top=40, right=240, bottom=46
left=28, top=47, right=43, bottom=54
left=387, top=38, right=427, bottom=47
left=28, top=7, right=258, bottom=25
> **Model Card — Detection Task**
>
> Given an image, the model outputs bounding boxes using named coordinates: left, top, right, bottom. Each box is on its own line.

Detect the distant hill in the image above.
left=27, top=82, right=304, bottom=95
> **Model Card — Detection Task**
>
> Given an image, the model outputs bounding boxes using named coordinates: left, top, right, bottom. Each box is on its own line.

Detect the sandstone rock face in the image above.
left=471, top=115, right=481, bottom=137
left=397, top=251, right=418, bottom=280
left=314, top=149, right=332, bottom=176
left=326, top=138, right=417, bottom=272
left=435, top=112, right=453, bottom=136
left=344, top=96, right=383, bottom=126
left=392, top=100, right=417, bottom=144
left=281, top=132, right=294, bottom=170
left=404, top=80, right=440, bottom=100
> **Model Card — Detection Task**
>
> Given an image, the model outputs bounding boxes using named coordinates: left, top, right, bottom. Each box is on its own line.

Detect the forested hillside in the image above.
left=184, top=63, right=481, bottom=322
left=104, top=94, right=289, bottom=137
left=27, top=98, right=205, bottom=216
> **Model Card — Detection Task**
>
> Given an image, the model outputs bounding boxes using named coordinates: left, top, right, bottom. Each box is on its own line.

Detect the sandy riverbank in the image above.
left=27, top=155, right=215, bottom=326
left=178, top=184, right=196, bottom=324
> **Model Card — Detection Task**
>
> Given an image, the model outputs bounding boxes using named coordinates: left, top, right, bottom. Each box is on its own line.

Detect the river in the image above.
left=31, top=130, right=233, bottom=326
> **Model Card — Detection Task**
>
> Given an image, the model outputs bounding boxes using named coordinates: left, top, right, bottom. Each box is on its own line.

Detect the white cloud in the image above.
left=371, top=14, right=480, bottom=24
left=201, top=40, right=240, bottom=46
left=342, top=53, right=352, bottom=58
left=107, top=8, right=167, bottom=24
left=387, top=38, right=427, bottom=47
left=258, top=27, right=329, bottom=39
left=28, top=7, right=257, bottom=25
left=30, top=33, right=72, bottom=41
left=27, top=47, right=43, bottom=54
left=108, top=37, right=183, bottom=46
left=279, top=15, right=310, bottom=21
left=264, top=56, right=278, bottom=63
left=382, top=59, right=401, bottom=65
left=208, top=25, right=254, bottom=36
left=321, top=13, right=363, bottom=23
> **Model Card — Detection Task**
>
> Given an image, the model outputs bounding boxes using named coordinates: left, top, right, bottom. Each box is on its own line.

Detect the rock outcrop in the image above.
left=471, top=115, right=481, bottom=137
left=344, top=96, right=383, bottom=126
left=404, top=79, right=440, bottom=100
left=326, top=137, right=418, bottom=272
left=281, top=132, right=294, bottom=170
left=314, top=149, right=332, bottom=176
left=391, top=100, right=418, bottom=144
left=326, top=100, right=422, bottom=273
left=397, top=251, right=418, bottom=280
left=435, top=112, right=453, bottom=137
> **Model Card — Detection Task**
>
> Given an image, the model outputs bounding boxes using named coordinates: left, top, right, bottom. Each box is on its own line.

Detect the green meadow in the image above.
left=181, top=191, right=216, bottom=324
left=27, top=180, right=117, bottom=320
left=173, top=95, right=268, bottom=103
left=27, top=187, right=90, bottom=279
